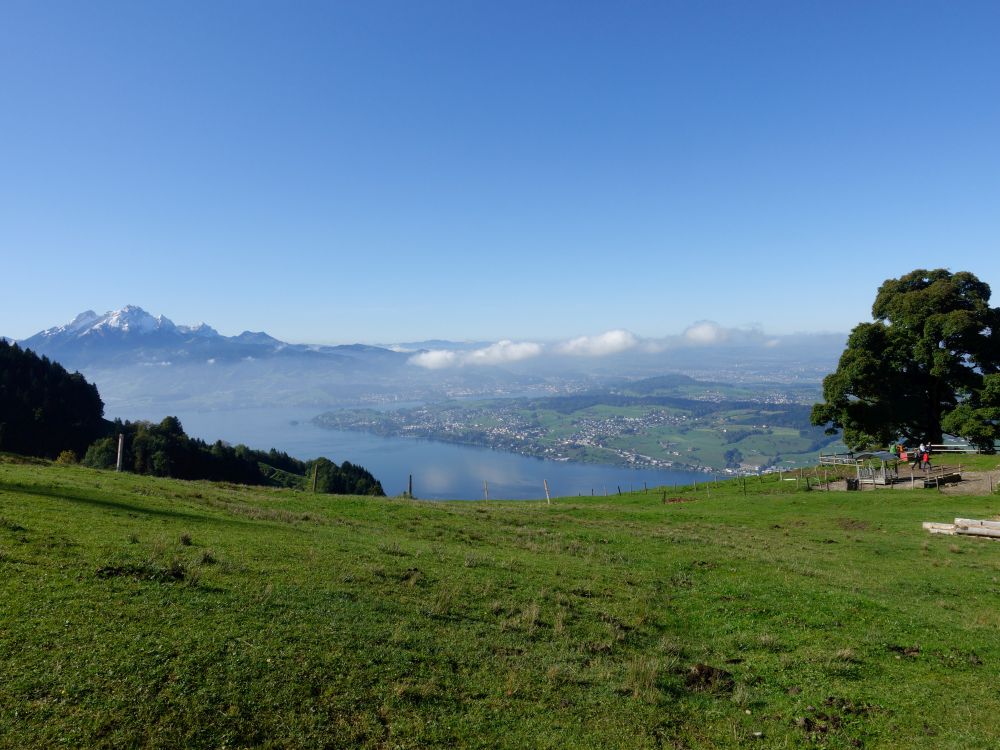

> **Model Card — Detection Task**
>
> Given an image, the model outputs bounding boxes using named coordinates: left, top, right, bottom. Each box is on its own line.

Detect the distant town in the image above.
left=315, top=378, right=838, bottom=473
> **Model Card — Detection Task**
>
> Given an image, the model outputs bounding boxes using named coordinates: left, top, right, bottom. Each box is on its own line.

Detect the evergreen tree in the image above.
left=0, top=341, right=106, bottom=458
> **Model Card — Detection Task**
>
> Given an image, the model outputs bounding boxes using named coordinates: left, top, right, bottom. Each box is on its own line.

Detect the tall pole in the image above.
left=543, top=479, right=551, bottom=504
left=115, top=433, right=124, bottom=472
left=484, top=480, right=489, bottom=501
left=408, top=474, right=413, bottom=498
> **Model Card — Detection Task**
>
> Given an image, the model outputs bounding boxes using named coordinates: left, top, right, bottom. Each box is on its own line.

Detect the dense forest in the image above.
left=1, top=341, right=383, bottom=495
left=0, top=340, right=107, bottom=458
left=83, top=417, right=384, bottom=495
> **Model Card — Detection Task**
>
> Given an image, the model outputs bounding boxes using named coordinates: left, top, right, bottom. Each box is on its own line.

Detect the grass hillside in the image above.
left=2, top=455, right=999, bottom=749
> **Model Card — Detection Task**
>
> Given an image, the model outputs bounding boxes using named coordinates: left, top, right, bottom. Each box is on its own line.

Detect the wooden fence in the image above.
left=929, top=443, right=977, bottom=453
left=818, top=452, right=858, bottom=466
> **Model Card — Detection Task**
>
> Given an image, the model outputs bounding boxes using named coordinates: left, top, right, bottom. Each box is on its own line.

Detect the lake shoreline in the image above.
left=109, top=405, right=713, bottom=500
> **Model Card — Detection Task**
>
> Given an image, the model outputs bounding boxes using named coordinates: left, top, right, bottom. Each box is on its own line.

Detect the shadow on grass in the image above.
left=1, top=483, right=246, bottom=527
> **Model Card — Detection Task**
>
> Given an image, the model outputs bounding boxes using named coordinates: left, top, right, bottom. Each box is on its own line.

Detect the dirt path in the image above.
left=937, top=470, right=998, bottom=495
left=825, top=469, right=999, bottom=494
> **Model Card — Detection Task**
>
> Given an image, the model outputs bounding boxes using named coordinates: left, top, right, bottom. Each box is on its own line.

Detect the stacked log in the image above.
left=922, top=518, right=1000, bottom=539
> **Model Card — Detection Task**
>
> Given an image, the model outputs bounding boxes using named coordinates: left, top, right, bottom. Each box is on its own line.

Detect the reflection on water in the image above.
left=116, top=407, right=709, bottom=500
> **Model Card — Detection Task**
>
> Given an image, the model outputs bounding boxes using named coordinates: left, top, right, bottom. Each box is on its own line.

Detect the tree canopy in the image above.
left=83, top=417, right=385, bottom=495
left=0, top=340, right=106, bottom=458
left=811, top=269, right=1000, bottom=451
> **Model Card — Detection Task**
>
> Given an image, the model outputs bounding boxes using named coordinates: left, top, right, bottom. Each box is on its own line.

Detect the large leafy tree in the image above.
left=811, top=269, right=1000, bottom=451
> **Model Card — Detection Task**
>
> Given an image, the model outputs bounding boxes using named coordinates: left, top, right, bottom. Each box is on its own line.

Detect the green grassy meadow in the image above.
left=2, top=454, right=1000, bottom=748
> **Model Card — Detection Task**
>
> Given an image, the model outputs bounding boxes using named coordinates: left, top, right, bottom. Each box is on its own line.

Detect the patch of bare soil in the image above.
left=685, top=663, right=734, bottom=693
left=826, top=470, right=998, bottom=494
left=937, top=470, right=997, bottom=495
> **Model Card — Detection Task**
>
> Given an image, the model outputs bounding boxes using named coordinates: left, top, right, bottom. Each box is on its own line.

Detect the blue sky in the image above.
left=2, top=1, right=998, bottom=345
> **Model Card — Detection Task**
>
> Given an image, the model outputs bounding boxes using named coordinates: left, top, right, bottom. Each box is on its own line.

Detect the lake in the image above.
left=114, top=406, right=710, bottom=500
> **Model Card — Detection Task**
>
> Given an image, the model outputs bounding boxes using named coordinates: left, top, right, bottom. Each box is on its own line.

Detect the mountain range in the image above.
left=12, top=307, right=548, bottom=413
left=20, top=305, right=410, bottom=369
left=11, top=306, right=845, bottom=416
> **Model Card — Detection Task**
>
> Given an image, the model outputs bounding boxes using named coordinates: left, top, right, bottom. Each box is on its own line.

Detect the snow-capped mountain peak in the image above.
left=28, top=305, right=180, bottom=342
left=99, top=305, right=175, bottom=334
left=24, top=306, right=276, bottom=354
left=18, top=306, right=410, bottom=372
left=67, top=310, right=100, bottom=332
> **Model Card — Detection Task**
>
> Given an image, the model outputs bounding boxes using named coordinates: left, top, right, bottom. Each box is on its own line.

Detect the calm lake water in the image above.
left=114, top=407, right=709, bottom=500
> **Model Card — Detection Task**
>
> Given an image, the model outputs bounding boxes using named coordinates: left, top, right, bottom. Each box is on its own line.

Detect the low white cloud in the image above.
left=409, top=340, right=543, bottom=369
left=409, top=349, right=460, bottom=369
left=409, top=340, right=543, bottom=370
left=409, top=322, right=779, bottom=370
left=683, top=321, right=731, bottom=345
left=556, top=329, right=638, bottom=357
left=466, top=340, right=543, bottom=365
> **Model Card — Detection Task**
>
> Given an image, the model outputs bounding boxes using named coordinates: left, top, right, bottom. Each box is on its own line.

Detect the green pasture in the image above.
left=2, top=455, right=999, bottom=748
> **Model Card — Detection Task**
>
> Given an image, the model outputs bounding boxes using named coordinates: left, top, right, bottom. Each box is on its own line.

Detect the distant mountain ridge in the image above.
left=19, top=305, right=410, bottom=369
left=15, top=306, right=844, bottom=415
left=13, top=306, right=550, bottom=413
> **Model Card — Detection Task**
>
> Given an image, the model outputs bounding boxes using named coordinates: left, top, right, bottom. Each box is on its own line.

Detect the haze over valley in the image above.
left=11, top=305, right=846, bottom=481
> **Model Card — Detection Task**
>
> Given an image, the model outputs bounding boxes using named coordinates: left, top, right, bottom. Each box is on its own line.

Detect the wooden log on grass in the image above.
left=954, top=526, right=1000, bottom=540
left=922, top=522, right=957, bottom=535
left=954, top=518, right=1000, bottom=531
